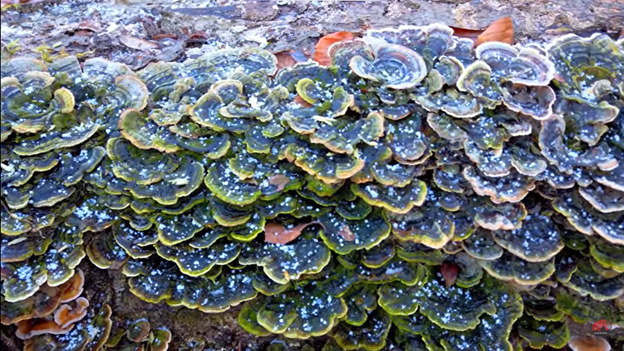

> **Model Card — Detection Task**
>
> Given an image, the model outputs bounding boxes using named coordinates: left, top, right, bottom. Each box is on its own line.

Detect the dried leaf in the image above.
left=76, top=21, right=102, bottom=33
left=337, top=225, right=355, bottom=242
left=441, top=262, right=459, bottom=287
left=153, top=33, right=178, bottom=40
left=187, top=31, right=209, bottom=40
left=449, top=26, right=484, bottom=41
left=474, top=17, right=514, bottom=47
left=293, top=95, right=313, bottom=108
left=275, top=50, right=297, bottom=71
left=314, top=31, right=356, bottom=66
left=120, top=35, right=159, bottom=51
left=264, top=222, right=319, bottom=245
left=268, top=174, right=291, bottom=192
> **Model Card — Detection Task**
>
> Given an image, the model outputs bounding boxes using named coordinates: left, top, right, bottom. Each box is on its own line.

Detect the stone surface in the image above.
left=1, top=0, right=622, bottom=349
left=2, top=0, right=623, bottom=70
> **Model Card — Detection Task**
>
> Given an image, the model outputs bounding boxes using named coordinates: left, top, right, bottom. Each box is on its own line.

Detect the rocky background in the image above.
left=2, top=0, right=623, bottom=70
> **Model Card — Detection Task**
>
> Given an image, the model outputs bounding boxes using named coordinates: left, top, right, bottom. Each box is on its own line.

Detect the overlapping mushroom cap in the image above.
left=2, top=25, right=623, bottom=350
left=350, top=43, right=428, bottom=90
left=1, top=268, right=114, bottom=351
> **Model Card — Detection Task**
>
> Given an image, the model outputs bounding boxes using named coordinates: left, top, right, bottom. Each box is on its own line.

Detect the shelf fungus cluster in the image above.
left=1, top=269, right=113, bottom=350
left=104, top=318, right=172, bottom=351
left=1, top=24, right=623, bottom=350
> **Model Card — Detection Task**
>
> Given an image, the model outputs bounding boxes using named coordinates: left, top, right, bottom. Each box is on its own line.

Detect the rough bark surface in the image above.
left=1, top=0, right=623, bottom=350
left=2, top=0, right=623, bottom=68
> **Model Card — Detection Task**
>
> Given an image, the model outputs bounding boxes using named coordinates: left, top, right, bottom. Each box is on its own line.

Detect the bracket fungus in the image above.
left=2, top=25, right=623, bottom=350
left=492, top=214, right=564, bottom=262
left=331, top=309, right=392, bottom=351
left=240, top=235, right=331, bottom=284
left=518, top=316, right=570, bottom=349
left=350, top=44, right=428, bottom=90
left=387, top=200, right=455, bottom=249
left=104, top=318, right=172, bottom=351
left=242, top=282, right=348, bottom=339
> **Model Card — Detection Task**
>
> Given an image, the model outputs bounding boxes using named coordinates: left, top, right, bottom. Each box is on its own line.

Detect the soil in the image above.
left=1, top=0, right=623, bottom=350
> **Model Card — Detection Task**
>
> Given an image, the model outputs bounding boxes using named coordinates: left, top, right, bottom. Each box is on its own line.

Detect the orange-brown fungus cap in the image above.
left=568, top=335, right=611, bottom=351
left=16, top=318, right=73, bottom=340
left=54, top=297, right=89, bottom=328
left=60, top=268, right=85, bottom=303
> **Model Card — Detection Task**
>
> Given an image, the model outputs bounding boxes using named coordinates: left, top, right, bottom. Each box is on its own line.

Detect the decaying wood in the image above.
left=2, top=0, right=622, bottom=69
